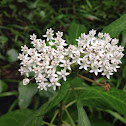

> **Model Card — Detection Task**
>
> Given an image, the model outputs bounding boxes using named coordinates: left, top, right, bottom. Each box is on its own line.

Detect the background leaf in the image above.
left=0, top=36, right=8, bottom=48
left=18, top=82, right=38, bottom=109
left=102, top=14, right=126, bottom=37
left=0, top=109, right=32, bottom=126
left=91, top=118, right=113, bottom=126
left=66, top=21, right=87, bottom=45
left=121, top=30, right=126, bottom=47
left=0, top=80, right=8, bottom=93
left=7, top=49, right=18, bottom=62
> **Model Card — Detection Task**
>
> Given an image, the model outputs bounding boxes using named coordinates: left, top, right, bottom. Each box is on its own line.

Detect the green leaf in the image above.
left=105, top=110, right=126, bottom=124
left=102, top=14, right=126, bottom=37
left=0, top=36, right=8, bottom=48
left=7, top=49, right=18, bottom=62
left=75, top=86, right=126, bottom=116
left=0, top=80, right=8, bottom=93
left=91, top=118, right=113, bottom=126
left=67, top=22, right=87, bottom=45
left=63, top=104, right=78, bottom=124
left=121, top=30, right=126, bottom=47
left=39, top=87, right=56, bottom=98
left=22, top=80, right=70, bottom=126
left=0, top=109, right=32, bottom=126
left=77, top=100, right=91, bottom=126
left=18, top=82, right=38, bottom=109
left=123, top=66, right=126, bottom=78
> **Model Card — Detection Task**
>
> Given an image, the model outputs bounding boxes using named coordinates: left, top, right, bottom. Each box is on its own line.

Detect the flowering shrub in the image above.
left=18, top=28, right=124, bottom=91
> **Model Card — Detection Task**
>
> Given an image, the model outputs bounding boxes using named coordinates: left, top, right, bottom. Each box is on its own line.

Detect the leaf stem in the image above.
left=63, top=104, right=76, bottom=126
left=62, top=120, right=71, bottom=126
left=0, top=91, right=18, bottom=97
left=66, top=100, right=76, bottom=108
left=77, top=74, right=104, bottom=87
left=42, top=120, right=56, bottom=126
left=59, top=100, right=63, bottom=125
left=77, top=74, right=111, bottom=91
left=49, top=110, right=59, bottom=126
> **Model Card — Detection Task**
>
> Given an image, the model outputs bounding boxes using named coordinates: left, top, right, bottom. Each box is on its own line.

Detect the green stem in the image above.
left=62, top=120, right=71, bottom=126
left=66, top=100, right=76, bottom=108
left=49, top=110, right=59, bottom=126
left=59, top=100, right=63, bottom=123
left=64, top=105, right=76, bottom=126
left=41, top=120, right=56, bottom=126
left=8, top=99, right=18, bottom=112
left=0, top=91, right=18, bottom=97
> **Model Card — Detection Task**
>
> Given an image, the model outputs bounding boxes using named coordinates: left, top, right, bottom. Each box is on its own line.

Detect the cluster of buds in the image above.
left=18, top=28, right=124, bottom=91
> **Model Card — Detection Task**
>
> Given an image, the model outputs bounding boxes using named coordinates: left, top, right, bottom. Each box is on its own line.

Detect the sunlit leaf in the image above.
left=102, top=14, right=126, bottom=37
left=18, top=82, right=38, bottom=109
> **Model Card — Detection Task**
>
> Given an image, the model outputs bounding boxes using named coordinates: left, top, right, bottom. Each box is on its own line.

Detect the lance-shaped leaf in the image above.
left=102, top=14, right=126, bottom=37
left=77, top=100, right=91, bottom=126
left=66, top=21, right=87, bottom=45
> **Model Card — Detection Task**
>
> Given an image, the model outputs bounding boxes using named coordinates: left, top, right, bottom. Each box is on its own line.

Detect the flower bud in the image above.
left=23, top=78, right=30, bottom=85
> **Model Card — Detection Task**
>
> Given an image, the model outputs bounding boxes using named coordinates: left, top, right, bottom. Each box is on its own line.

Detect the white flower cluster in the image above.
left=18, top=28, right=70, bottom=91
left=18, top=28, right=124, bottom=91
left=76, top=29, right=124, bottom=79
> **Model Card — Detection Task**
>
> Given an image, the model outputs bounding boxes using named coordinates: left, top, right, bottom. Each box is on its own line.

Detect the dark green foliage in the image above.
left=0, top=109, right=32, bottom=126
left=1, top=0, right=126, bottom=126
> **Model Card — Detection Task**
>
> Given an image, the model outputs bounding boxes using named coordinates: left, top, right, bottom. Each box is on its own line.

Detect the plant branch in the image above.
left=65, top=100, right=76, bottom=108
left=59, top=100, right=63, bottom=124
left=49, top=110, right=58, bottom=126
left=63, top=104, right=76, bottom=126
left=77, top=74, right=104, bottom=86
left=77, top=74, right=111, bottom=91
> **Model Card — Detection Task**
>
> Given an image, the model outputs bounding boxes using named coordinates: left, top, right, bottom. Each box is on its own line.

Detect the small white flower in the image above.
left=21, top=45, right=28, bottom=54
left=60, top=59, right=71, bottom=70
left=89, top=61, right=101, bottom=76
left=54, top=37, right=67, bottom=47
left=30, top=33, right=37, bottom=40
left=56, top=31, right=63, bottom=38
left=37, top=82, right=48, bottom=91
left=23, top=78, right=30, bottom=85
left=79, top=57, right=89, bottom=70
left=35, top=74, right=47, bottom=83
left=72, top=51, right=81, bottom=64
left=57, top=69, right=70, bottom=81
left=89, top=29, right=96, bottom=37
left=49, top=78, right=61, bottom=90
left=46, top=69, right=58, bottom=79
left=98, top=32, right=103, bottom=38
left=43, top=28, right=54, bottom=41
